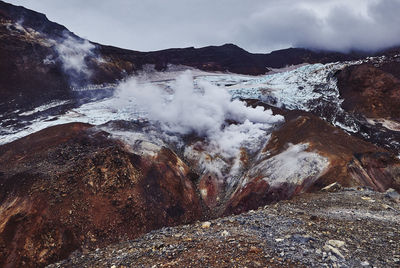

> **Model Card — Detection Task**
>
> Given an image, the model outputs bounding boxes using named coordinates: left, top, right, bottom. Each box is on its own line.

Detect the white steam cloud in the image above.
left=54, top=33, right=96, bottom=81
left=115, top=71, right=284, bottom=157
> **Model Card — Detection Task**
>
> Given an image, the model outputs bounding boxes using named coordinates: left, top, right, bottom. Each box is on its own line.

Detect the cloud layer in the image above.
left=10, top=0, right=400, bottom=52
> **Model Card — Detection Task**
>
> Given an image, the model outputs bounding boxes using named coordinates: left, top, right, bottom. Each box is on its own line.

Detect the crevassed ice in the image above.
left=224, top=63, right=347, bottom=111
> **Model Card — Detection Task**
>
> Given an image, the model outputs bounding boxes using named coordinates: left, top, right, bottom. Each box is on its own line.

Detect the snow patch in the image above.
left=247, top=143, right=329, bottom=187
left=366, top=118, right=400, bottom=132
left=19, top=100, right=70, bottom=116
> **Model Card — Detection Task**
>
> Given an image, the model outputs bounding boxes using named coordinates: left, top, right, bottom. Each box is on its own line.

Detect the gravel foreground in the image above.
left=48, top=187, right=400, bottom=268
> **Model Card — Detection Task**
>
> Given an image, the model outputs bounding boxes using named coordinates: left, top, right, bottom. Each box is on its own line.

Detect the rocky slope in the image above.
left=337, top=62, right=400, bottom=120
left=1, top=110, right=399, bottom=267
left=1, top=1, right=400, bottom=267
left=48, top=187, right=400, bottom=268
left=0, top=123, right=203, bottom=267
left=224, top=105, right=400, bottom=215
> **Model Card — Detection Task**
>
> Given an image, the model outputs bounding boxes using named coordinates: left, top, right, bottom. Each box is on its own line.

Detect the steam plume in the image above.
left=115, top=71, right=284, bottom=157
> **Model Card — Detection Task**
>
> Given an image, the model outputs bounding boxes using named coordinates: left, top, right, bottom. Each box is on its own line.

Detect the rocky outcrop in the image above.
left=0, top=123, right=202, bottom=267
left=224, top=108, right=400, bottom=214
left=337, top=63, right=400, bottom=121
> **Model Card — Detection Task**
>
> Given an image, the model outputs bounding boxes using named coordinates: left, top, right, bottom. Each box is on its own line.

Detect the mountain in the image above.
left=1, top=1, right=400, bottom=267
left=1, top=113, right=398, bottom=267
left=0, top=0, right=373, bottom=115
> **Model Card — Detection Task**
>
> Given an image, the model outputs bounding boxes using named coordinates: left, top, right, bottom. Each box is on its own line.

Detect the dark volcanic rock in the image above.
left=0, top=123, right=203, bottom=267
left=0, top=18, right=70, bottom=113
left=337, top=63, right=400, bottom=120
left=118, top=45, right=365, bottom=75
left=0, top=114, right=399, bottom=267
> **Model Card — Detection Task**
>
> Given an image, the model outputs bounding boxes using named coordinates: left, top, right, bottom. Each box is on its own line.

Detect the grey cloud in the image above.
left=9, top=0, right=400, bottom=52
left=238, top=0, right=400, bottom=52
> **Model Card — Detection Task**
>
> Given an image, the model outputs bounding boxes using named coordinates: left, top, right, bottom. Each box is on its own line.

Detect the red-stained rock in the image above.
left=337, top=63, right=400, bottom=120
left=1, top=115, right=400, bottom=267
left=348, top=152, right=400, bottom=191
left=198, top=172, right=222, bottom=209
left=224, top=111, right=400, bottom=215
left=0, top=123, right=203, bottom=267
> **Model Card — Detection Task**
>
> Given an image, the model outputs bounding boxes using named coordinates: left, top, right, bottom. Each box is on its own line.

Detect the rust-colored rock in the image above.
left=198, top=172, right=222, bottom=209
left=0, top=123, right=203, bottom=267
left=337, top=63, right=400, bottom=121
left=224, top=111, right=400, bottom=215
left=262, top=111, right=400, bottom=191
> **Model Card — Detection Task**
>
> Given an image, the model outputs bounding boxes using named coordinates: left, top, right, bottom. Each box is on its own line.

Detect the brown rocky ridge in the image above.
left=223, top=105, right=400, bottom=215
left=1, top=107, right=399, bottom=266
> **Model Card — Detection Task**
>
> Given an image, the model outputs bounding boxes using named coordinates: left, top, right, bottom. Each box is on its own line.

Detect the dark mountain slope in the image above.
left=337, top=62, right=400, bottom=121
left=0, top=1, right=69, bottom=37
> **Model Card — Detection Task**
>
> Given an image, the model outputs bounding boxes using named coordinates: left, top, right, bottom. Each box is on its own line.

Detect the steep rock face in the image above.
left=0, top=0, right=132, bottom=115
left=0, top=15, right=70, bottom=113
left=224, top=109, right=400, bottom=215
left=337, top=63, right=400, bottom=120
left=0, top=4, right=128, bottom=115
left=348, top=152, right=400, bottom=191
left=0, top=123, right=202, bottom=267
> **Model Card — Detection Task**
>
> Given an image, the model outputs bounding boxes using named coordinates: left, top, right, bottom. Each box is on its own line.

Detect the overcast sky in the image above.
left=7, top=0, right=400, bottom=53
